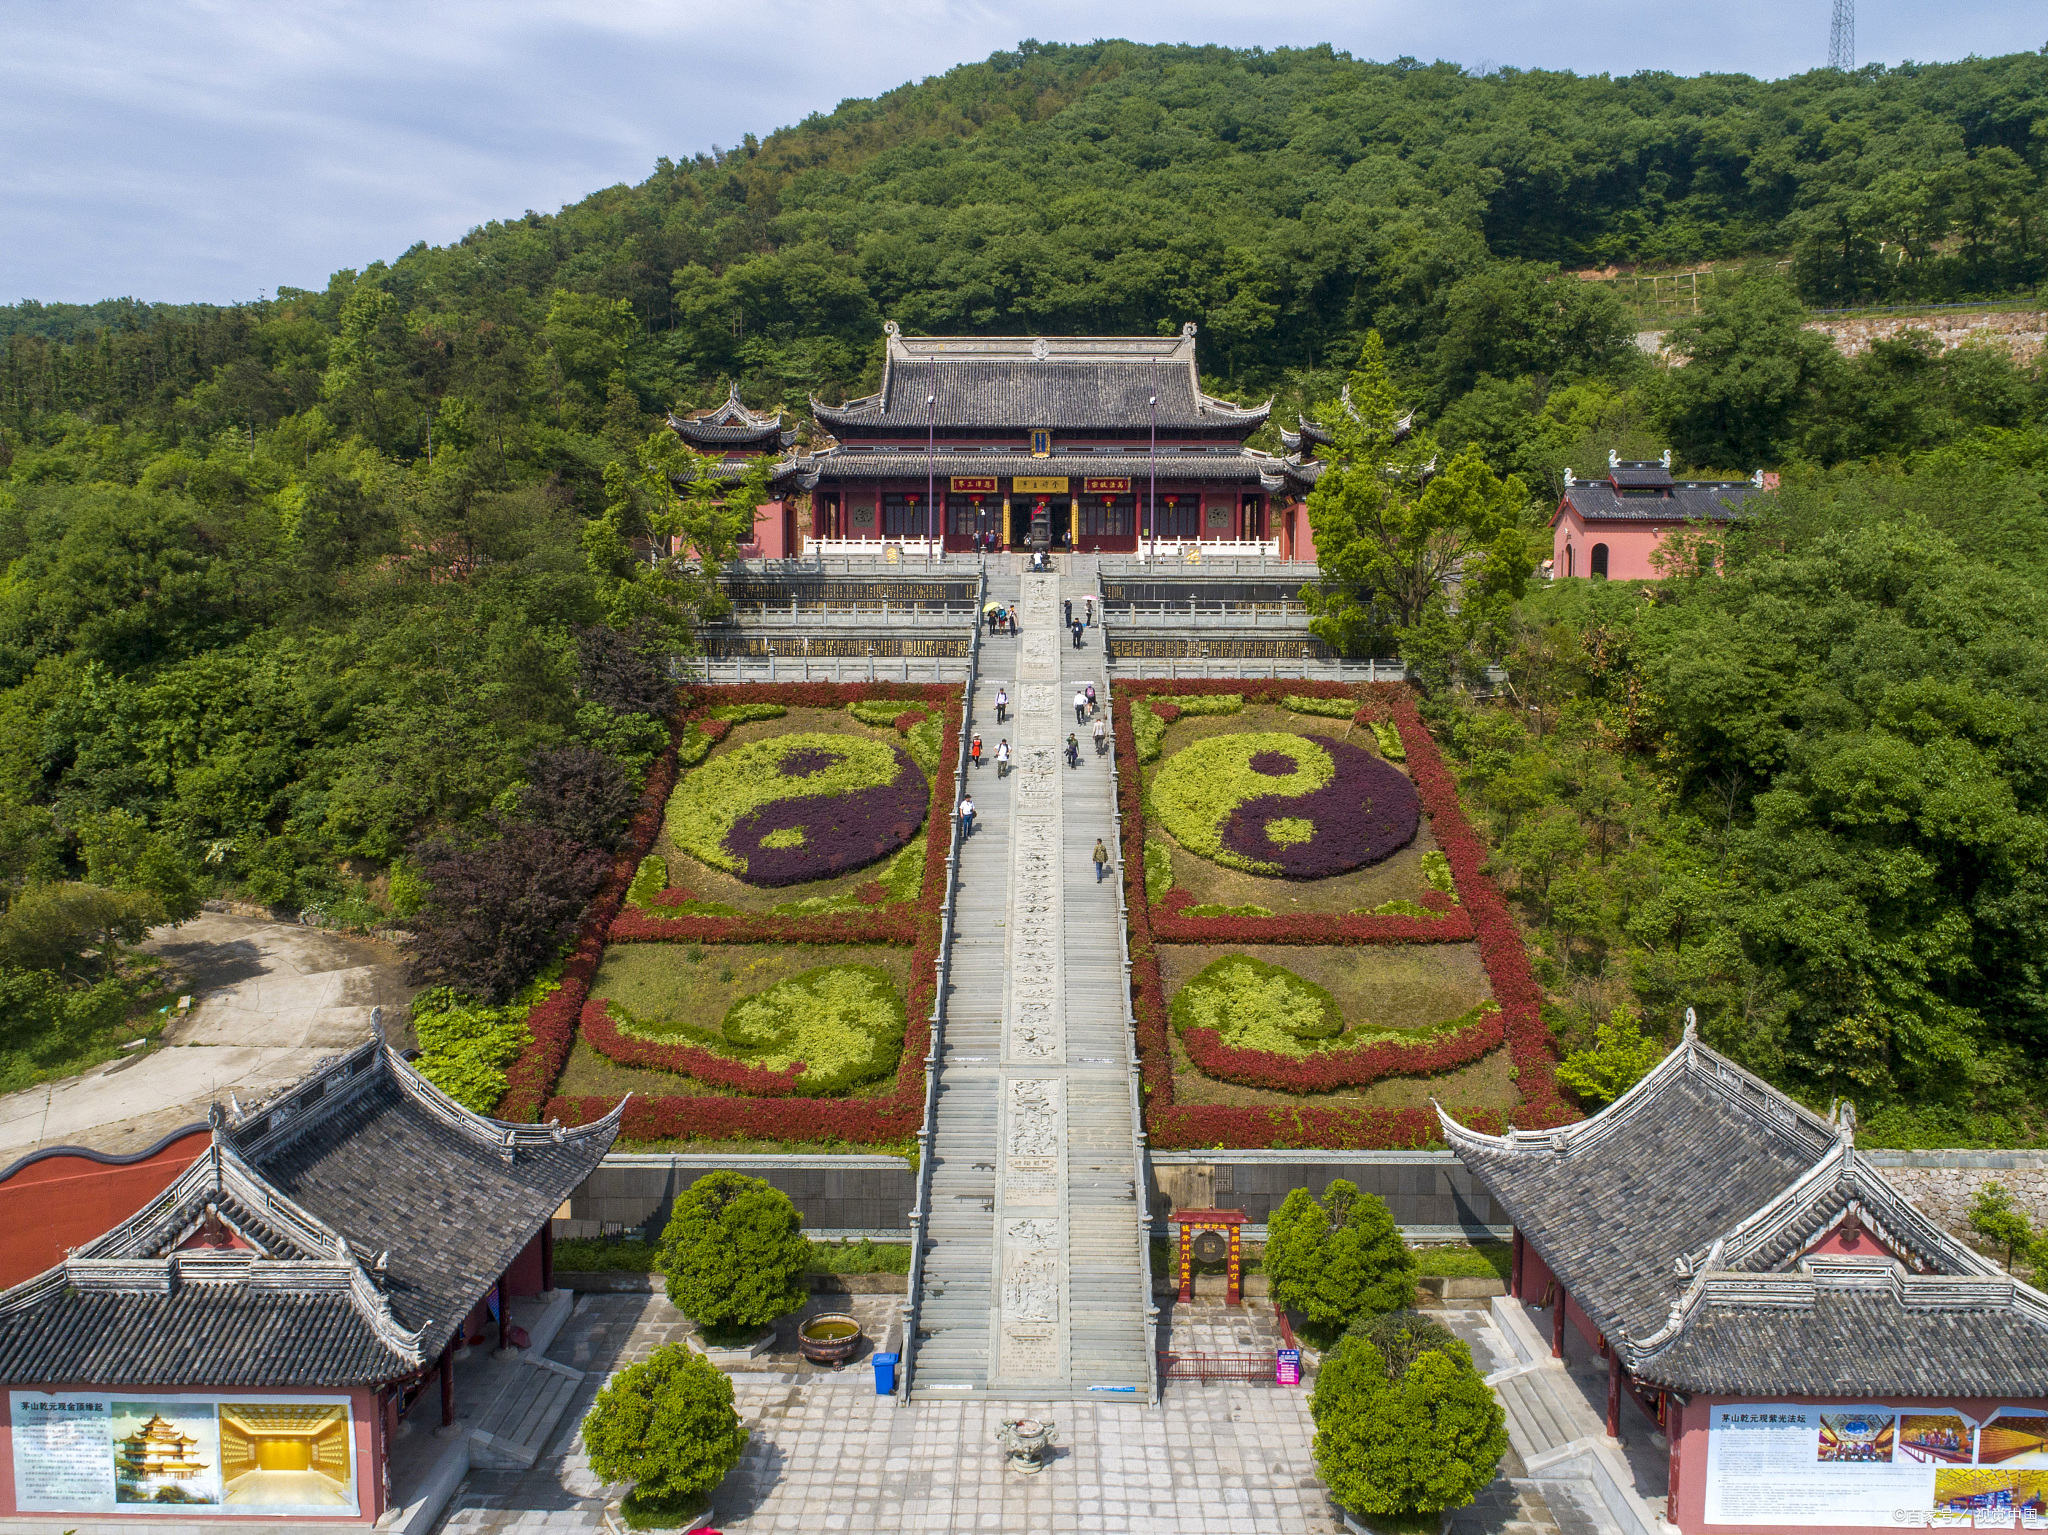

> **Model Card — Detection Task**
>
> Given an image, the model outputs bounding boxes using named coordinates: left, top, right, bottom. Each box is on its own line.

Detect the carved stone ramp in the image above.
left=910, top=563, right=1150, bottom=1400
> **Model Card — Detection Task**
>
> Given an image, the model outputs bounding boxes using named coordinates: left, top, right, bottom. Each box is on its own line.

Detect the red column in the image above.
left=1176, top=1222, right=1193, bottom=1304
left=1667, top=1397, right=1683, bottom=1520
left=1226, top=1227, right=1241, bottom=1308
left=1607, top=1351, right=1622, bottom=1440
left=439, top=1346, right=454, bottom=1426
left=1552, top=1287, right=1567, bottom=1358
left=497, top=1279, right=510, bottom=1351
left=1511, top=1229, right=1525, bottom=1298
left=542, top=1223, right=555, bottom=1294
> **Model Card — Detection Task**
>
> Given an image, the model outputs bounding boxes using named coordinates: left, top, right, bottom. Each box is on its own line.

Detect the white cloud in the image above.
left=2, top=0, right=2040, bottom=302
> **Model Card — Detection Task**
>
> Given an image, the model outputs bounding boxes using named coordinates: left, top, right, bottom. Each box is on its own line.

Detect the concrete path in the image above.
left=911, top=559, right=1150, bottom=1399
left=0, top=911, right=413, bottom=1159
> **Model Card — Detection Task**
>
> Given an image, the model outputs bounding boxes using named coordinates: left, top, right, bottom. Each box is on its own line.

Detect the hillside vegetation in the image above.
left=0, top=40, right=2046, bottom=1133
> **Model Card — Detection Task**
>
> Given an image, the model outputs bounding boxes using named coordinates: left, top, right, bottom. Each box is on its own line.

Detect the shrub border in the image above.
left=496, top=682, right=956, bottom=1145
left=1114, top=678, right=1571, bottom=1147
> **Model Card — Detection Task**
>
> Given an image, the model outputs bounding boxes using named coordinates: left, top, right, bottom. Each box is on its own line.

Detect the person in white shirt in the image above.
left=995, top=740, right=1011, bottom=777
left=1074, top=690, right=1087, bottom=724
left=959, top=796, right=976, bottom=838
left=1093, top=717, right=1108, bottom=755
left=995, top=687, right=1009, bottom=723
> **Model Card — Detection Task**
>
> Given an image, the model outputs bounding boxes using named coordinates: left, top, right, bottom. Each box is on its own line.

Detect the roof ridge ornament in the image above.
left=1682, top=1006, right=1697, bottom=1045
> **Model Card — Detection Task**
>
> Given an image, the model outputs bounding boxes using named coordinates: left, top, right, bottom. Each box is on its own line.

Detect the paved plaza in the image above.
left=431, top=1291, right=1637, bottom=1535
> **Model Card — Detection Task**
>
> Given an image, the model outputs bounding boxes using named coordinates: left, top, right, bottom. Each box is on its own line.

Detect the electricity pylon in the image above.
left=1829, top=0, right=1855, bottom=70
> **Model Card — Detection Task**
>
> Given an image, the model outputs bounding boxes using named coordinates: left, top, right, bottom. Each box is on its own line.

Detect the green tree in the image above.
left=1556, top=1010, right=1668, bottom=1107
left=1967, top=1182, right=2039, bottom=1272
left=1265, top=1180, right=1418, bottom=1343
left=657, top=1171, right=812, bottom=1338
left=0, top=882, right=163, bottom=977
left=1304, top=335, right=1531, bottom=659
left=581, top=1343, right=747, bottom=1519
left=76, top=808, right=202, bottom=923
left=1657, top=269, right=1832, bottom=470
left=1311, top=1334, right=1508, bottom=1519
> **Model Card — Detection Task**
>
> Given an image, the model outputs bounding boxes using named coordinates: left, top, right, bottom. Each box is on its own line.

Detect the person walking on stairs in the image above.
left=1093, top=838, right=1110, bottom=882
left=995, top=687, right=1008, bottom=723
left=1074, top=690, right=1087, bottom=724
left=1067, top=733, right=1081, bottom=768
left=1093, top=717, right=1107, bottom=756
left=995, top=740, right=1010, bottom=777
left=959, top=794, right=976, bottom=839
left=1084, top=593, right=1095, bottom=627
left=1084, top=681, right=1097, bottom=715
left=1064, top=598, right=1073, bottom=628
left=971, top=733, right=982, bottom=770
left=1070, top=620, right=1085, bottom=648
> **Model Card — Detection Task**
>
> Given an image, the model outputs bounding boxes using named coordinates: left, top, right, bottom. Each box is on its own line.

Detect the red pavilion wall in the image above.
left=0, top=1129, right=212, bottom=1289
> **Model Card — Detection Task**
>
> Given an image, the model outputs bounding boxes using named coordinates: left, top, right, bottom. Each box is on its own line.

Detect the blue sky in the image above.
left=3, top=0, right=2041, bottom=304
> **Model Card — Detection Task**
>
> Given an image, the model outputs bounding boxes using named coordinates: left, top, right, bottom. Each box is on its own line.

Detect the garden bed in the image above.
left=493, top=682, right=961, bottom=1147
left=1114, top=679, right=1570, bottom=1149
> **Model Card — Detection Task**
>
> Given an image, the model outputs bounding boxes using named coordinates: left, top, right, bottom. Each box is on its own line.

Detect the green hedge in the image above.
left=848, top=700, right=926, bottom=728
left=905, top=717, right=942, bottom=775
left=613, top=963, right=907, bottom=1094
left=1171, top=955, right=1343, bottom=1054
left=678, top=723, right=716, bottom=767
left=1414, top=1244, right=1512, bottom=1279
left=1144, top=839, right=1174, bottom=904
left=666, top=732, right=914, bottom=878
left=1421, top=849, right=1454, bottom=896
left=629, top=854, right=667, bottom=909
left=1157, top=693, right=1243, bottom=716
left=1370, top=720, right=1405, bottom=762
left=1151, top=732, right=1334, bottom=872
left=707, top=703, right=787, bottom=723
left=1134, top=706, right=1168, bottom=763
left=1285, top=694, right=1357, bottom=717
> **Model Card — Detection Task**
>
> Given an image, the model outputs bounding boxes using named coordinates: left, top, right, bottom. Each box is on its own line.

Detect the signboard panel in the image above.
left=1013, top=477, right=1069, bottom=494
left=1083, top=477, right=1130, bottom=494
left=950, top=477, right=998, bottom=494
left=722, top=579, right=979, bottom=605
left=1105, top=636, right=1331, bottom=661
left=1276, top=1349, right=1302, bottom=1387
left=10, top=1392, right=359, bottom=1517
left=702, top=634, right=973, bottom=659
left=1703, top=1404, right=2048, bottom=1528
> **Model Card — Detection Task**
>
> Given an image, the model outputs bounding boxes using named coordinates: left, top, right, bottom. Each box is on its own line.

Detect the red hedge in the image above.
left=1113, top=678, right=1572, bottom=1149
left=1177, top=1007, right=1503, bottom=1093
left=495, top=680, right=956, bottom=1143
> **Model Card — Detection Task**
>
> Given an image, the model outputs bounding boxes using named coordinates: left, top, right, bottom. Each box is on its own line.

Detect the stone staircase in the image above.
left=468, top=1354, right=585, bottom=1469
left=909, top=560, right=1151, bottom=1400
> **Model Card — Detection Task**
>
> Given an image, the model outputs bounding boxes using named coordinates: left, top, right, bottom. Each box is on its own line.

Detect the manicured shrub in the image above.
left=667, top=732, right=927, bottom=886
left=1262, top=1180, right=1418, bottom=1344
left=677, top=723, right=716, bottom=767
left=1152, top=732, right=1419, bottom=878
left=519, top=746, right=639, bottom=852
left=658, top=1170, right=812, bottom=1335
left=1184, top=901, right=1273, bottom=917
left=1369, top=719, right=1406, bottom=762
left=1285, top=694, right=1358, bottom=717
left=707, top=702, right=787, bottom=723
left=1421, top=849, right=1455, bottom=897
left=1170, top=955, right=1341, bottom=1054
left=1343, top=1310, right=1472, bottom=1377
left=411, top=989, right=533, bottom=1111
left=404, top=822, right=609, bottom=1004
left=598, top=963, right=906, bottom=1094
left=1143, top=839, right=1174, bottom=904
left=1312, top=1336, right=1507, bottom=1519
left=849, top=699, right=920, bottom=728
left=582, top=1343, right=747, bottom=1520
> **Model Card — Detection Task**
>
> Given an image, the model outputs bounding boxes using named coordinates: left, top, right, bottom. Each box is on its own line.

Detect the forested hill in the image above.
left=2, top=40, right=2048, bottom=1145
left=7, top=40, right=2048, bottom=440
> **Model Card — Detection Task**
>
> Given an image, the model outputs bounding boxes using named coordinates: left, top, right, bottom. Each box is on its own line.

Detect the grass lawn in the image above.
left=1142, top=703, right=1441, bottom=914
left=651, top=706, right=932, bottom=914
left=1415, top=1243, right=1512, bottom=1279
left=1166, top=1027, right=1522, bottom=1112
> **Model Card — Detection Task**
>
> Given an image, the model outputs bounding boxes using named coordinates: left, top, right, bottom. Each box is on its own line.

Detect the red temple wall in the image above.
left=0, top=1384, right=386, bottom=1523
left=0, top=1129, right=212, bottom=1290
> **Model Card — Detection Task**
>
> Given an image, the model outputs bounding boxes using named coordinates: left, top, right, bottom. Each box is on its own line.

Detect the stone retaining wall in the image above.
left=1864, top=1151, right=2048, bottom=1238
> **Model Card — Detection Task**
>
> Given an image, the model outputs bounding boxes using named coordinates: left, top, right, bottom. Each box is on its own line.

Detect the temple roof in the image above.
left=0, top=1031, right=623, bottom=1386
left=784, top=447, right=1306, bottom=495
left=1557, top=476, right=1761, bottom=526
left=810, top=323, right=1270, bottom=436
left=669, top=382, right=794, bottom=451
left=1437, top=1021, right=2041, bottom=1395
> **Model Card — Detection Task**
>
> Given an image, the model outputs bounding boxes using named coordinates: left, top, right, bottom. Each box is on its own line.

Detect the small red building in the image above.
left=1551, top=454, right=1770, bottom=580
left=0, top=1030, right=621, bottom=1526
left=1441, top=1020, right=2048, bottom=1535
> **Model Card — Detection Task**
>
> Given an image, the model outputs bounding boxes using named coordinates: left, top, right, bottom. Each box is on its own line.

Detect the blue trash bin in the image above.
left=872, top=1352, right=899, bottom=1395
